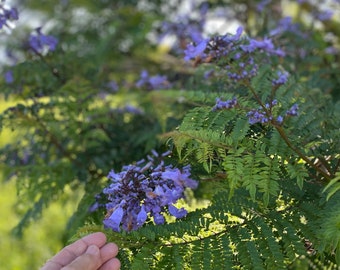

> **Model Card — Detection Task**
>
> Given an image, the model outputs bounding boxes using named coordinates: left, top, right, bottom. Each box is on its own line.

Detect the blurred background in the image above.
left=0, top=100, right=82, bottom=269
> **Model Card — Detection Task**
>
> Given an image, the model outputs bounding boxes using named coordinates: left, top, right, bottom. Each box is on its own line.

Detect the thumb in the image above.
left=62, top=245, right=101, bottom=270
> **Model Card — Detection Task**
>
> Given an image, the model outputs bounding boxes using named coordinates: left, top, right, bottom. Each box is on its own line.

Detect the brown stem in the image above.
left=244, top=80, right=332, bottom=181
left=274, top=125, right=331, bottom=181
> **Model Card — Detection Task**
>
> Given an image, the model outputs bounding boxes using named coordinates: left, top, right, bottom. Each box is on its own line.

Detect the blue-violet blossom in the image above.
left=212, top=97, right=238, bottom=111
left=269, top=17, right=303, bottom=37
left=315, top=10, right=333, bottom=21
left=247, top=100, right=280, bottom=125
left=0, top=3, right=18, bottom=31
left=286, top=104, right=299, bottom=116
left=28, top=27, right=58, bottom=54
left=183, top=26, right=285, bottom=83
left=100, top=151, right=198, bottom=232
left=136, top=70, right=169, bottom=90
left=4, top=70, right=14, bottom=84
left=184, top=39, right=208, bottom=62
left=272, top=70, right=289, bottom=86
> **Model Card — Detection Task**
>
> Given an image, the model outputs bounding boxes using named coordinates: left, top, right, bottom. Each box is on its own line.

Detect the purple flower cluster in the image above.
left=0, top=3, right=18, bottom=31
left=161, top=19, right=205, bottom=48
left=212, top=96, right=298, bottom=126
left=184, top=26, right=285, bottom=61
left=315, top=10, right=333, bottom=21
left=226, top=57, right=259, bottom=81
left=101, top=151, right=198, bottom=232
left=272, top=70, right=289, bottom=86
left=4, top=70, right=14, bottom=84
left=160, top=2, right=208, bottom=51
left=183, top=26, right=244, bottom=62
left=297, top=0, right=335, bottom=21
left=240, top=37, right=285, bottom=56
left=269, top=17, right=302, bottom=37
left=247, top=101, right=299, bottom=125
left=212, top=97, right=238, bottom=111
left=135, top=70, right=169, bottom=90
left=106, top=80, right=119, bottom=92
left=247, top=108, right=272, bottom=125
left=28, top=27, right=58, bottom=54
left=183, top=26, right=285, bottom=82
left=256, top=0, right=271, bottom=12
left=183, top=39, right=209, bottom=62
left=286, top=103, right=298, bottom=116
left=247, top=100, right=281, bottom=125
left=116, top=105, right=144, bottom=115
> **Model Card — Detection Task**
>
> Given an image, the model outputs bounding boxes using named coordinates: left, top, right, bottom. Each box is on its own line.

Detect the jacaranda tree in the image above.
left=1, top=0, right=339, bottom=269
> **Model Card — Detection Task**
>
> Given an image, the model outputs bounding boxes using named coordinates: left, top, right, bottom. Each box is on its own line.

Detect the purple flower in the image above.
left=222, top=26, right=244, bottom=43
left=276, top=115, right=284, bottom=124
left=135, top=70, right=149, bottom=88
left=168, top=204, right=187, bottom=218
left=247, top=109, right=271, bottom=125
left=203, top=69, right=214, bottom=79
left=265, top=99, right=278, bottom=109
left=88, top=202, right=100, bottom=212
left=184, top=39, right=208, bottom=61
left=256, top=0, right=272, bottom=12
left=28, top=28, right=58, bottom=54
left=245, top=38, right=273, bottom=52
left=286, top=104, right=299, bottom=116
left=180, top=19, right=285, bottom=84
left=272, top=70, right=289, bottom=86
left=149, top=75, right=168, bottom=89
left=0, top=4, right=19, bottom=30
left=246, top=100, right=280, bottom=125
left=325, top=46, right=338, bottom=55
left=153, top=213, right=165, bottom=225
left=123, top=105, right=143, bottom=115
left=160, top=20, right=204, bottom=46
left=241, top=37, right=285, bottom=57
left=212, top=97, right=238, bottom=111
left=136, top=205, right=148, bottom=226
left=103, top=207, right=124, bottom=232
left=100, top=151, right=198, bottom=232
left=159, top=1, right=207, bottom=51
left=161, top=166, right=198, bottom=189
left=2, top=6, right=19, bottom=20
left=269, top=17, right=301, bottom=36
left=315, top=10, right=333, bottom=21
left=4, top=70, right=14, bottom=84
left=107, top=80, right=119, bottom=92
left=136, top=70, right=169, bottom=90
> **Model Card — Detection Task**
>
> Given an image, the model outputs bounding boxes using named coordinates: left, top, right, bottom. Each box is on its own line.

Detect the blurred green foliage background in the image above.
left=0, top=181, right=76, bottom=269
left=0, top=99, right=81, bottom=269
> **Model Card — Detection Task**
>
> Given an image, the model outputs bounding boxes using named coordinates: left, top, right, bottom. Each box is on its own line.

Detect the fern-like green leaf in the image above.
left=323, top=172, right=340, bottom=201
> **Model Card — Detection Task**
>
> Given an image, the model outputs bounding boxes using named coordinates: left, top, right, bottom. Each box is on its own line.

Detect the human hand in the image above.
left=40, top=232, right=120, bottom=270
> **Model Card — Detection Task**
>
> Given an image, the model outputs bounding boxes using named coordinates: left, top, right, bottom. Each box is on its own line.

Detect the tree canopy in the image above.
left=1, top=0, right=340, bottom=269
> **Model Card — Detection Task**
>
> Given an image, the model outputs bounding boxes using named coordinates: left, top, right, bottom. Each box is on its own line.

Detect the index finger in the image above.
left=41, top=232, right=107, bottom=269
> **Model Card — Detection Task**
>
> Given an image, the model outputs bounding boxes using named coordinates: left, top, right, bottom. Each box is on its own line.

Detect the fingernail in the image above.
left=86, top=245, right=99, bottom=255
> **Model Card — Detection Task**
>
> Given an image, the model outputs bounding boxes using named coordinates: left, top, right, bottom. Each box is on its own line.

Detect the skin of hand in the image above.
left=40, top=232, right=120, bottom=270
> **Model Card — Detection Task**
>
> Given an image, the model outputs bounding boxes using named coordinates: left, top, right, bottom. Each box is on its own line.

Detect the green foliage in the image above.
left=0, top=180, right=81, bottom=270
left=77, top=185, right=336, bottom=269
left=323, top=173, right=340, bottom=200
left=1, top=0, right=340, bottom=269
